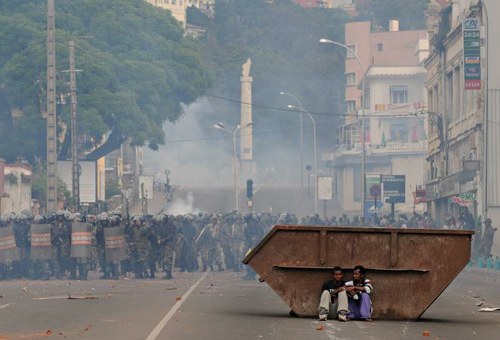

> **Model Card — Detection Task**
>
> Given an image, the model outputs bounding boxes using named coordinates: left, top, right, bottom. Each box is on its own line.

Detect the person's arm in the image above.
left=329, top=286, right=345, bottom=296
left=359, top=279, right=373, bottom=294
left=345, top=279, right=373, bottom=294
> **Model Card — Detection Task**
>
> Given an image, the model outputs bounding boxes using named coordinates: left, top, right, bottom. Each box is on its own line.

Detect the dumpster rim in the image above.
left=242, top=225, right=474, bottom=264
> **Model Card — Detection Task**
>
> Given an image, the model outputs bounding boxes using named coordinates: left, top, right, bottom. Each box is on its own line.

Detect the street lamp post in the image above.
left=214, top=121, right=253, bottom=212
left=320, top=38, right=367, bottom=220
left=287, top=105, right=318, bottom=214
left=280, top=91, right=304, bottom=189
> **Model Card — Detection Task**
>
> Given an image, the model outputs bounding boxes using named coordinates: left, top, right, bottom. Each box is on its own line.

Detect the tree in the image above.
left=0, top=0, right=212, bottom=162
left=356, top=0, right=430, bottom=31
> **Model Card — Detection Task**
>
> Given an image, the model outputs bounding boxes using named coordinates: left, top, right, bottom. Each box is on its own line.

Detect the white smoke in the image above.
left=143, top=96, right=233, bottom=188
left=165, top=192, right=202, bottom=216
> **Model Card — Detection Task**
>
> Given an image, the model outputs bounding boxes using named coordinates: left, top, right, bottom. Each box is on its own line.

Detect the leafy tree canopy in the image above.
left=0, top=0, right=212, bottom=163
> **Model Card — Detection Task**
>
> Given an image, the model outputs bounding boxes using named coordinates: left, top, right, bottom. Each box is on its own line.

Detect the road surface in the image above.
left=0, top=268, right=499, bottom=340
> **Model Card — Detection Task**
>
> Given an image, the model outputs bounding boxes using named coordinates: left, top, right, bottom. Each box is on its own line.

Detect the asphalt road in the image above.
left=0, top=268, right=499, bottom=340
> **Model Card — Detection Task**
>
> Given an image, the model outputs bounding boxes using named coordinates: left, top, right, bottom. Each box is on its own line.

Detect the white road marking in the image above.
left=0, top=303, right=12, bottom=309
left=145, top=272, right=209, bottom=340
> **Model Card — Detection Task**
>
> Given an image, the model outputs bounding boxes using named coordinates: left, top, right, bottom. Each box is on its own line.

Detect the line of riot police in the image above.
left=0, top=209, right=291, bottom=281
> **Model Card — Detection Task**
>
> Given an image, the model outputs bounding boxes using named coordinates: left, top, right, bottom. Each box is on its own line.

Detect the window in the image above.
left=377, top=43, right=383, bottom=52
left=346, top=100, right=356, bottom=113
left=363, top=88, right=370, bottom=109
left=390, top=85, right=408, bottom=104
left=390, top=123, right=409, bottom=142
left=346, top=72, right=356, bottom=86
left=346, top=44, right=356, bottom=59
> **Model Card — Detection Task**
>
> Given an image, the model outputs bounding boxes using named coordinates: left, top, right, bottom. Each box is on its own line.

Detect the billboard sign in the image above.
left=381, top=175, right=406, bottom=204
left=463, top=18, right=481, bottom=90
left=365, top=174, right=381, bottom=200
left=58, top=160, right=97, bottom=203
left=317, top=176, right=333, bottom=201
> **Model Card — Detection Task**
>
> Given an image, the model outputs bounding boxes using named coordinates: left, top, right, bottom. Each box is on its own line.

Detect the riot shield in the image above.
left=70, top=222, right=92, bottom=258
left=0, top=226, right=20, bottom=263
left=30, top=224, right=52, bottom=260
left=104, top=226, right=126, bottom=262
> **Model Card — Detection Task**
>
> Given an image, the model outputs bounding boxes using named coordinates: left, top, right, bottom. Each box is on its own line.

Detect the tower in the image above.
left=240, top=58, right=256, bottom=175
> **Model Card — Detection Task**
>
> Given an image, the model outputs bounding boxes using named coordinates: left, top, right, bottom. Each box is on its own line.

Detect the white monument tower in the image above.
left=240, top=58, right=255, bottom=175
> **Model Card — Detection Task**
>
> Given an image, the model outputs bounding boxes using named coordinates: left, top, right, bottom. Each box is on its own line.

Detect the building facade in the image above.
left=292, top=0, right=354, bottom=9
left=424, top=0, right=500, bottom=243
left=2, top=163, right=32, bottom=214
left=327, top=21, right=429, bottom=219
left=145, top=0, right=215, bottom=29
left=146, top=0, right=188, bottom=28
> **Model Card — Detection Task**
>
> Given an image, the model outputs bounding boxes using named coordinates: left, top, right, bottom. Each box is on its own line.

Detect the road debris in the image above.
left=478, top=307, right=500, bottom=312
left=316, top=324, right=323, bottom=331
left=422, top=330, right=431, bottom=336
left=67, top=292, right=98, bottom=300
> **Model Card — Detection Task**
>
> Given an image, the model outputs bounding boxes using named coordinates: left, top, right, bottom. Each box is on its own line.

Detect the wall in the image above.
left=3, top=164, right=32, bottom=214
left=0, top=159, right=4, bottom=195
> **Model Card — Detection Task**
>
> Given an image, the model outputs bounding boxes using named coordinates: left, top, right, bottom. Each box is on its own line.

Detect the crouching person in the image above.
left=318, top=266, right=349, bottom=321
left=345, top=265, right=373, bottom=321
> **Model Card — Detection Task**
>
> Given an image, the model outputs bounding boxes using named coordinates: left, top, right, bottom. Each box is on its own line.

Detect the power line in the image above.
left=164, top=119, right=334, bottom=144
left=205, top=93, right=428, bottom=118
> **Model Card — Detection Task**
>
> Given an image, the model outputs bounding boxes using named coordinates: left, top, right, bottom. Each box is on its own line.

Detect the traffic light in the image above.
left=246, top=179, right=253, bottom=199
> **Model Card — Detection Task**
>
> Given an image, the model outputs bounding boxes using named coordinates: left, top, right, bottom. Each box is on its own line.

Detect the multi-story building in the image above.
left=424, top=0, right=500, bottom=240
left=326, top=20, right=429, bottom=219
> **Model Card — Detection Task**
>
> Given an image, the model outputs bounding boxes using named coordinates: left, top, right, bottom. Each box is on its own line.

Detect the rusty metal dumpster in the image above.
left=242, top=225, right=474, bottom=320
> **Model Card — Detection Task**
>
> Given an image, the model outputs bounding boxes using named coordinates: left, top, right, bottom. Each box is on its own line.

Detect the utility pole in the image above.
left=46, top=0, right=57, bottom=213
left=69, top=40, right=80, bottom=210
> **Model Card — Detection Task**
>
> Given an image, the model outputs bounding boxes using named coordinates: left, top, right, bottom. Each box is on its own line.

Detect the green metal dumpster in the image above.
left=242, top=225, right=474, bottom=320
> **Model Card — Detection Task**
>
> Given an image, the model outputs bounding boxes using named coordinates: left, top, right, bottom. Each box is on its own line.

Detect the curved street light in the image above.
left=320, top=38, right=367, bottom=220
left=213, top=121, right=253, bottom=212
left=280, top=91, right=305, bottom=190
left=288, top=105, right=318, bottom=214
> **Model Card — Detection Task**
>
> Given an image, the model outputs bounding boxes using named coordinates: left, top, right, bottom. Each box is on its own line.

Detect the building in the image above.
left=326, top=20, right=429, bottom=219
left=145, top=0, right=215, bottom=29
left=187, top=0, right=215, bottom=18
left=145, top=0, right=188, bottom=28
left=292, top=0, right=354, bottom=9
left=1, top=163, right=32, bottom=214
left=424, top=0, right=500, bottom=239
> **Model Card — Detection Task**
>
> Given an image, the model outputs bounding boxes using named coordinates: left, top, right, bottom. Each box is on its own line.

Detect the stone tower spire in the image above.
left=240, top=58, right=255, bottom=175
